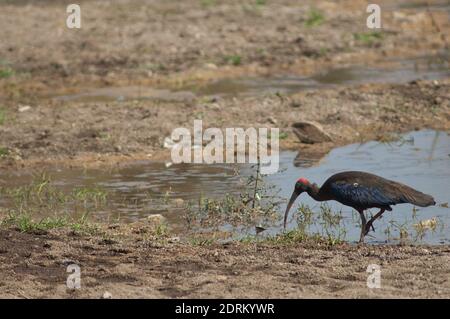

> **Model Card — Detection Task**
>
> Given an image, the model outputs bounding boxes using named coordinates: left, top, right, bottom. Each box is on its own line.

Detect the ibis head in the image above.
left=283, top=177, right=311, bottom=229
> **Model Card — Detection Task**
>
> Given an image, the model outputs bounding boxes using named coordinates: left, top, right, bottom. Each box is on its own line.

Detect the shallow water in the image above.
left=0, top=130, right=449, bottom=244
left=189, top=53, right=449, bottom=98
left=55, top=52, right=449, bottom=102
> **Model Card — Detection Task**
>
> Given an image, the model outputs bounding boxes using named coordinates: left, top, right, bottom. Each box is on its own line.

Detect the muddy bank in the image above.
left=0, top=0, right=449, bottom=169
left=0, top=227, right=449, bottom=298
left=1, top=78, right=449, bottom=170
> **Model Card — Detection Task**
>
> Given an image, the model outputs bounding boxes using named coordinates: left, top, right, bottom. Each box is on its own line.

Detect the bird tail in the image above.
left=398, top=186, right=436, bottom=207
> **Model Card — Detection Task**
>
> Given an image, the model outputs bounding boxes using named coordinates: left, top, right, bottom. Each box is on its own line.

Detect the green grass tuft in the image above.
left=0, top=147, right=9, bottom=157
left=224, top=55, right=242, bottom=66
left=0, top=68, right=14, bottom=79
left=354, top=32, right=383, bottom=45
left=0, top=108, right=5, bottom=125
left=305, top=8, right=324, bottom=27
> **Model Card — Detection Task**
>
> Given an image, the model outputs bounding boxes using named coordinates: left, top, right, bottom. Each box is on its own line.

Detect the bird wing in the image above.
left=323, top=171, right=435, bottom=209
left=329, top=180, right=399, bottom=209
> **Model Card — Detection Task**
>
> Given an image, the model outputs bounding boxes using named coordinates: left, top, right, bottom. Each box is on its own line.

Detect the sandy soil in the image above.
left=0, top=78, right=449, bottom=170
left=0, top=227, right=449, bottom=298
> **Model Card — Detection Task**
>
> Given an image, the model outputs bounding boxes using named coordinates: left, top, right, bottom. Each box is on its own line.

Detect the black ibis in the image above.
left=283, top=171, right=436, bottom=243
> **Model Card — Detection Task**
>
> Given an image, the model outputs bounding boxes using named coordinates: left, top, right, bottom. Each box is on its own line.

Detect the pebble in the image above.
left=18, top=105, right=31, bottom=112
left=267, top=117, right=277, bottom=125
left=102, top=291, right=112, bottom=299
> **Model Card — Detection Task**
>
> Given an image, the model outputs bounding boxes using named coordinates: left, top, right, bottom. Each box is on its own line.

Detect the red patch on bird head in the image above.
left=297, top=177, right=309, bottom=185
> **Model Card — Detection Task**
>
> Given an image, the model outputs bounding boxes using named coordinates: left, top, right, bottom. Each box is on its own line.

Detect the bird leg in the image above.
left=358, top=210, right=367, bottom=243
left=364, top=209, right=385, bottom=236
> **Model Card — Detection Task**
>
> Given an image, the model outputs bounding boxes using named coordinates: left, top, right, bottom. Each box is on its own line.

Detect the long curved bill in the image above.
left=283, top=191, right=300, bottom=229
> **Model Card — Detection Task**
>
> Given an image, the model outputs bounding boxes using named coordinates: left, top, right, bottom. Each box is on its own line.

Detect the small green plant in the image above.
left=224, top=55, right=242, bottom=66
left=201, top=0, right=216, bottom=7
left=0, top=68, right=14, bottom=79
left=0, top=212, right=68, bottom=232
left=0, top=147, right=8, bottom=157
left=255, top=0, right=267, bottom=5
left=354, top=32, right=383, bottom=45
left=72, top=186, right=108, bottom=206
left=182, top=161, right=282, bottom=233
left=319, top=47, right=329, bottom=56
left=0, top=174, right=109, bottom=234
left=189, top=237, right=215, bottom=246
left=305, top=8, right=324, bottom=27
left=0, top=108, right=5, bottom=125
left=154, top=223, right=168, bottom=237
left=278, top=132, right=288, bottom=140
left=286, top=203, right=347, bottom=243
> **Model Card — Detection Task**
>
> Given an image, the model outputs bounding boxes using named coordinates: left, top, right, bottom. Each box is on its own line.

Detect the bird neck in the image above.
left=307, top=183, right=326, bottom=201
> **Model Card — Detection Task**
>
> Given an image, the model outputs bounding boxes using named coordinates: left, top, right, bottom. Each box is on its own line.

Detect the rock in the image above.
left=290, top=100, right=301, bottom=108
left=18, top=105, right=31, bottom=112
left=102, top=291, right=112, bottom=299
left=203, top=63, right=218, bottom=70
left=61, top=259, right=78, bottom=266
left=267, top=117, right=277, bottom=125
left=168, top=236, right=180, bottom=243
left=292, top=121, right=332, bottom=144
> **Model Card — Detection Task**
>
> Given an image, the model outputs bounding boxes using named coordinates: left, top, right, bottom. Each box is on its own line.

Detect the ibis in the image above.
left=284, top=171, right=435, bottom=243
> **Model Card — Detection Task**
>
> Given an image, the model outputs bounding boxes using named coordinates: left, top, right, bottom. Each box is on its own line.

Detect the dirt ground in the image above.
left=0, top=227, right=449, bottom=298
left=0, top=0, right=449, bottom=299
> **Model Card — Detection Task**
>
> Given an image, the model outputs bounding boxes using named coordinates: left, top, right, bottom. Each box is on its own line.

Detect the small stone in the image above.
left=290, top=101, right=301, bottom=108
left=267, top=117, right=277, bottom=125
left=203, top=63, right=218, bottom=70
left=18, top=105, right=31, bottom=112
left=168, top=236, right=180, bottom=243
left=102, top=291, right=112, bottom=299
